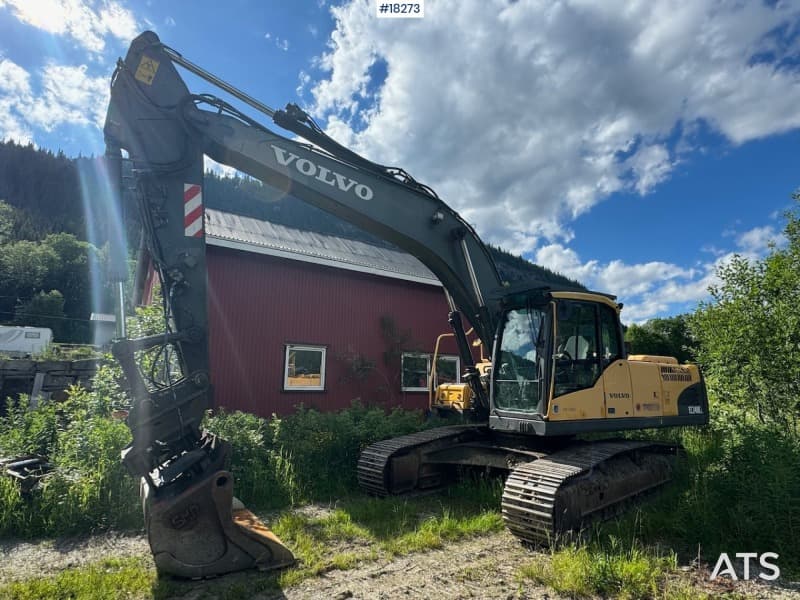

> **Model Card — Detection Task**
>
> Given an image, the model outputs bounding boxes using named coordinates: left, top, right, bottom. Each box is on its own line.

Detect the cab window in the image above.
left=599, top=305, right=622, bottom=363
left=554, top=301, right=601, bottom=397
left=494, top=306, right=548, bottom=414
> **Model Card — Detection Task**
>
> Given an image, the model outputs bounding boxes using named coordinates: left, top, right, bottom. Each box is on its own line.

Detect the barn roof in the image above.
left=205, top=209, right=440, bottom=286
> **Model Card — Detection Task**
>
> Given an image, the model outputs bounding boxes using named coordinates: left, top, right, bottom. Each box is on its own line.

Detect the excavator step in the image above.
left=501, top=440, right=678, bottom=545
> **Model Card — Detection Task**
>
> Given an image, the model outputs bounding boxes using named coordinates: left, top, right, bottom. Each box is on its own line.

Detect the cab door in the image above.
left=598, top=304, right=633, bottom=418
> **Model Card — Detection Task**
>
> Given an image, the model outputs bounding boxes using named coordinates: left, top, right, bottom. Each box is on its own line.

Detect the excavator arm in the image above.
left=104, top=31, right=505, bottom=577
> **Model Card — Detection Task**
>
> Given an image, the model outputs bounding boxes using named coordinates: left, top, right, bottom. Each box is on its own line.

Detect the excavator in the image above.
left=104, top=32, right=708, bottom=579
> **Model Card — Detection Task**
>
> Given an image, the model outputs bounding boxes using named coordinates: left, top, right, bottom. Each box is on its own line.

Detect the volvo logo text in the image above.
left=271, top=145, right=374, bottom=201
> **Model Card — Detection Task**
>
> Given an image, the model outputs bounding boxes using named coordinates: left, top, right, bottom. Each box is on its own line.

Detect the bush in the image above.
left=204, top=409, right=294, bottom=509
left=206, top=402, right=440, bottom=508
left=607, top=416, right=800, bottom=576
left=0, top=368, right=140, bottom=538
left=0, top=395, right=59, bottom=457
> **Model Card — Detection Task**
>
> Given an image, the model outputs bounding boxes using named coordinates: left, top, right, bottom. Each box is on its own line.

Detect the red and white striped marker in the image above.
left=184, top=183, right=203, bottom=238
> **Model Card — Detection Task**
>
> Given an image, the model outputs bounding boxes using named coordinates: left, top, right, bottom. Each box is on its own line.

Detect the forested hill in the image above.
left=0, top=139, right=582, bottom=286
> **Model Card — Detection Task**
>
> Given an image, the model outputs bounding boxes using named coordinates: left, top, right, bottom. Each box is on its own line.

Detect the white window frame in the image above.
left=400, top=353, right=462, bottom=392
left=401, top=352, right=430, bottom=392
left=432, top=354, right=461, bottom=389
left=283, top=344, right=326, bottom=391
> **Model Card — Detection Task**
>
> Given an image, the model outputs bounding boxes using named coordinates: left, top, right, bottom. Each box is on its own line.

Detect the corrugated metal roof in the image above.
left=205, top=209, right=440, bottom=286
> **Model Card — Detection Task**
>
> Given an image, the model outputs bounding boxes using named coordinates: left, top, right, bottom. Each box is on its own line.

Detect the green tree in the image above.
left=625, top=314, right=696, bottom=363
left=0, top=200, right=16, bottom=245
left=40, top=233, right=98, bottom=342
left=689, top=194, right=800, bottom=434
left=13, top=290, right=66, bottom=340
left=0, top=240, right=59, bottom=322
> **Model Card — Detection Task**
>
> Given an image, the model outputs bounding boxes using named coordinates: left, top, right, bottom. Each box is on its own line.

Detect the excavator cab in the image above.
left=488, top=288, right=708, bottom=436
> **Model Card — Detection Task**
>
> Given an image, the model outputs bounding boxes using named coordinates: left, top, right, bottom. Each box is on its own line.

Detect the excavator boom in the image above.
left=105, top=31, right=506, bottom=577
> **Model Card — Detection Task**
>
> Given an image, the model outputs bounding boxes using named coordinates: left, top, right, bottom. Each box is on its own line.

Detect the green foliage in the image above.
left=205, top=409, right=294, bottom=509
left=616, top=423, right=800, bottom=575
left=0, top=363, right=139, bottom=538
left=125, top=300, right=165, bottom=339
left=518, top=541, right=677, bottom=599
left=0, top=232, right=106, bottom=343
left=0, top=239, right=58, bottom=309
left=0, top=395, right=59, bottom=456
left=271, top=403, right=434, bottom=499
left=689, top=196, right=800, bottom=433
left=0, top=199, right=17, bottom=245
left=206, top=403, right=435, bottom=507
left=625, top=314, right=696, bottom=363
left=13, top=290, right=65, bottom=340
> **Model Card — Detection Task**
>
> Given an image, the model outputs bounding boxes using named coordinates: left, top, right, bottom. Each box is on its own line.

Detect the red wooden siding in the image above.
left=206, top=245, right=469, bottom=417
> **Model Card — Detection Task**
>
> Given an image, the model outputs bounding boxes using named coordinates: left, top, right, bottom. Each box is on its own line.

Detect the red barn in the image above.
left=192, top=209, right=471, bottom=418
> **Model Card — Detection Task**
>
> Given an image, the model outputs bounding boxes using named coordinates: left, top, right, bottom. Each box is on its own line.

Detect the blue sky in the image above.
left=0, top=0, right=798, bottom=323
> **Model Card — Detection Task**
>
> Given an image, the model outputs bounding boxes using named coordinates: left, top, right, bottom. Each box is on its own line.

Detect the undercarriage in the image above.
left=357, top=426, right=679, bottom=544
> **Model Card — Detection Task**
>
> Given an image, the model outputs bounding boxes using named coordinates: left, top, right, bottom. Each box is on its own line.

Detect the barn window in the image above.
left=401, top=353, right=429, bottom=392
left=400, top=353, right=461, bottom=392
left=284, top=344, right=326, bottom=391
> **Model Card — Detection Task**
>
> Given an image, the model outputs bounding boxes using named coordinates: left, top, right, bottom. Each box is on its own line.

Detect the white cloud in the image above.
left=0, top=0, right=138, bottom=53
left=736, top=225, right=784, bottom=254
left=534, top=241, right=720, bottom=322
left=0, top=57, right=108, bottom=143
left=308, top=0, right=800, bottom=252
left=0, top=98, right=34, bottom=144
left=625, top=144, right=674, bottom=195
left=296, top=70, right=312, bottom=98
left=531, top=229, right=792, bottom=323
left=29, top=64, right=108, bottom=131
left=0, top=59, right=34, bottom=143
left=265, top=31, right=290, bottom=52
left=0, top=58, right=32, bottom=96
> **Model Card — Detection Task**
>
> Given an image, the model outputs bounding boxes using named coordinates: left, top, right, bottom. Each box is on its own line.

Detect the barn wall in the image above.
left=206, top=245, right=474, bottom=417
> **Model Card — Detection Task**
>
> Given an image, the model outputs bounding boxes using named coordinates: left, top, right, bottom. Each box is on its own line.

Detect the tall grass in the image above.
left=0, top=378, right=443, bottom=537
left=205, top=402, right=456, bottom=509
left=632, top=421, right=800, bottom=574
left=0, top=364, right=141, bottom=537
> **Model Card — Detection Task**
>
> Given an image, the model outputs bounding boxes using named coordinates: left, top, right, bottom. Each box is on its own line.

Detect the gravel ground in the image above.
left=0, top=531, right=150, bottom=584
left=2, top=524, right=799, bottom=599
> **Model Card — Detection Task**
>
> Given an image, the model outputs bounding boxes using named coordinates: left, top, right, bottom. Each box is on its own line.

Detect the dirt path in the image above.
left=2, top=526, right=799, bottom=599
left=279, top=530, right=542, bottom=600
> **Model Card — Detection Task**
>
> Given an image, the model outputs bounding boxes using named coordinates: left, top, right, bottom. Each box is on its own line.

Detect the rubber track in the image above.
left=357, top=425, right=479, bottom=496
left=501, top=440, right=675, bottom=544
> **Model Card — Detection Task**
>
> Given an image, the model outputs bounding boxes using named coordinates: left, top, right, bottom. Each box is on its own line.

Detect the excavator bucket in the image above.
left=143, top=469, right=294, bottom=578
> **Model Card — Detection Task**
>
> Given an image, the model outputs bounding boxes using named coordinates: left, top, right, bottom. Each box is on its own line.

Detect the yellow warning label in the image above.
left=134, top=56, right=159, bottom=85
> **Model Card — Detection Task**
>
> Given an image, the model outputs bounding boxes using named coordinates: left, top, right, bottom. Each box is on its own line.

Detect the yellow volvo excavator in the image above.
left=104, top=32, right=708, bottom=578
